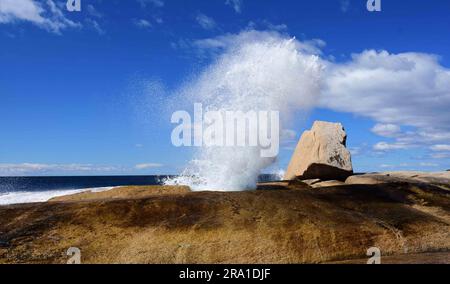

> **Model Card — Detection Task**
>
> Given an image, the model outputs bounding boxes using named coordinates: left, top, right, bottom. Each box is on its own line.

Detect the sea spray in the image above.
left=165, top=30, right=324, bottom=191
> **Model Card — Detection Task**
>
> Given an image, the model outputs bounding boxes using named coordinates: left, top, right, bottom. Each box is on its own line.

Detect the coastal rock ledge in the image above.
left=284, top=121, right=353, bottom=181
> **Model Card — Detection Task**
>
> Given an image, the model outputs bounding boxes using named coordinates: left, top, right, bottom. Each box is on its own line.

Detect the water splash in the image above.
left=165, top=30, right=324, bottom=191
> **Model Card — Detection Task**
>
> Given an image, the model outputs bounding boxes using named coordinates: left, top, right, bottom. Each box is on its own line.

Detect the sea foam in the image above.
left=0, top=187, right=115, bottom=205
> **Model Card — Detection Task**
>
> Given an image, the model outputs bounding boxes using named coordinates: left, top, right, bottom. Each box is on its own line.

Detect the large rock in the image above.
left=2, top=183, right=450, bottom=263
left=284, top=121, right=353, bottom=181
left=346, top=171, right=450, bottom=187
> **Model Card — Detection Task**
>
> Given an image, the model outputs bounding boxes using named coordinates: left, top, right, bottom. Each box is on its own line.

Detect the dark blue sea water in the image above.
left=0, top=175, right=170, bottom=192
left=0, top=175, right=171, bottom=205
left=0, top=174, right=277, bottom=205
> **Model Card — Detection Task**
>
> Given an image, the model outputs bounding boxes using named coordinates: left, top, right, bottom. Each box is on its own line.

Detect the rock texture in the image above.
left=310, top=180, right=346, bottom=188
left=1, top=181, right=449, bottom=264
left=284, top=121, right=353, bottom=181
left=346, top=171, right=450, bottom=189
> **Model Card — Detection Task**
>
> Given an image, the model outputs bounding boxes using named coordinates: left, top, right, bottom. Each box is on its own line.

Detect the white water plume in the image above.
left=165, top=30, right=324, bottom=191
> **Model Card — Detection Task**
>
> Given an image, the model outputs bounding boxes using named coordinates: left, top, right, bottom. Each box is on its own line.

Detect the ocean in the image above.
left=0, top=174, right=278, bottom=205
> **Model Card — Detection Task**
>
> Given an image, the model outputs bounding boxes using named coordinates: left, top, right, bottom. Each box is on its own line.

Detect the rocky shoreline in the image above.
left=0, top=171, right=449, bottom=264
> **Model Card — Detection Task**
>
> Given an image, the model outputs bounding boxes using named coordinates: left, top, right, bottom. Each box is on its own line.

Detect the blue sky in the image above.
left=1, top=0, right=450, bottom=176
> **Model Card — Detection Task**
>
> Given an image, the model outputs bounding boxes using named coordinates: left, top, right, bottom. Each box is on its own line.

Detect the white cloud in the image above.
left=373, top=142, right=412, bottom=151
left=431, top=153, right=450, bottom=159
left=0, top=162, right=165, bottom=175
left=380, top=163, right=414, bottom=168
left=430, top=144, right=450, bottom=151
left=196, top=13, right=216, bottom=30
left=225, top=0, right=242, bottom=13
left=85, top=18, right=104, bottom=35
left=135, top=163, right=163, bottom=170
left=0, top=163, right=119, bottom=175
left=133, top=18, right=152, bottom=29
left=86, top=4, right=102, bottom=18
left=322, top=50, right=450, bottom=149
left=419, top=162, right=439, bottom=167
left=371, top=123, right=401, bottom=137
left=0, top=0, right=80, bottom=33
left=380, top=162, right=438, bottom=169
left=349, top=147, right=361, bottom=156
left=0, top=0, right=45, bottom=23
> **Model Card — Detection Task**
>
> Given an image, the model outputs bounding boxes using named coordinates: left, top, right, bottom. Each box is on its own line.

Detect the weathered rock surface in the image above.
left=1, top=181, right=449, bottom=264
left=301, top=179, right=322, bottom=186
left=346, top=171, right=450, bottom=190
left=310, top=180, right=346, bottom=188
left=284, top=121, right=353, bottom=181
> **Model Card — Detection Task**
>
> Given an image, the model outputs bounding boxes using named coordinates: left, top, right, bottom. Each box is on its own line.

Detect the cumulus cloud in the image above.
left=0, top=0, right=80, bottom=33
left=225, top=0, right=242, bottom=13
left=135, top=163, right=163, bottom=170
left=371, top=123, right=401, bottom=137
left=195, top=13, right=216, bottom=30
left=321, top=50, right=450, bottom=151
left=373, top=142, right=413, bottom=151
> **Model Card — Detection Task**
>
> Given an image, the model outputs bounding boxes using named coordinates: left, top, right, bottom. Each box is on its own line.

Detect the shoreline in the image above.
left=1, top=170, right=448, bottom=206
left=0, top=186, right=117, bottom=206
